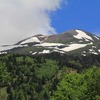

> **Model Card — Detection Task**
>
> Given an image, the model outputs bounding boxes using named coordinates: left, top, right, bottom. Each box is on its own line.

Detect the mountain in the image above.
left=0, top=29, right=100, bottom=55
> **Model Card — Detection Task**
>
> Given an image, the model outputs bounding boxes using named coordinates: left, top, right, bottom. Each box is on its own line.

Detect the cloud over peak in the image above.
left=0, top=0, right=65, bottom=44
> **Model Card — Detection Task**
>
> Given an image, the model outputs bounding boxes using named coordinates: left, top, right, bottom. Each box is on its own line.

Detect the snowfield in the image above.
left=60, top=44, right=87, bottom=52
left=60, top=42, right=93, bottom=52
left=21, top=37, right=40, bottom=44
left=74, top=30, right=93, bottom=41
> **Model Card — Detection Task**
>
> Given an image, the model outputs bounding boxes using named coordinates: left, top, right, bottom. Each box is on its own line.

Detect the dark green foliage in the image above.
left=0, top=53, right=100, bottom=100
left=6, top=85, right=11, bottom=94
left=0, top=54, right=59, bottom=99
left=67, top=60, right=82, bottom=72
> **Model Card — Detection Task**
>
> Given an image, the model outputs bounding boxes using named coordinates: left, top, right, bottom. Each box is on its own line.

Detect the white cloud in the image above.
left=0, top=0, right=65, bottom=44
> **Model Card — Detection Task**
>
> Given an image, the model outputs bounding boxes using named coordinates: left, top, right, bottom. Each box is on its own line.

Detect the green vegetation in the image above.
left=0, top=53, right=100, bottom=100
left=50, top=67, right=100, bottom=100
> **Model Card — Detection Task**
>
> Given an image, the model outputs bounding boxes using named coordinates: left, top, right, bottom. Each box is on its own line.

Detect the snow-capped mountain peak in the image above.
left=0, top=29, right=100, bottom=55
left=74, top=30, right=93, bottom=41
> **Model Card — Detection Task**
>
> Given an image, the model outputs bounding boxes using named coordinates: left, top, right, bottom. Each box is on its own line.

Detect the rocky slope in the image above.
left=0, top=29, right=100, bottom=55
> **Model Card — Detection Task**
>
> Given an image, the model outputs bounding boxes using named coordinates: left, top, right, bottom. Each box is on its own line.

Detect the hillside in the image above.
left=0, top=53, right=100, bottom=100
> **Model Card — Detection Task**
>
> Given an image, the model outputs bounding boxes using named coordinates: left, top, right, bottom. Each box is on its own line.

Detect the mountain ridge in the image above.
left=0, top=29, right=100, bottom=55
left=16, top=29, right=100, bottom=44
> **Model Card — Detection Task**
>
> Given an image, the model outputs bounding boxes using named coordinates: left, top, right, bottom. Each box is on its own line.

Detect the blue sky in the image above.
left=51, top=0, right=100, bottom=35
left=0, top=0, right=100, bottom=45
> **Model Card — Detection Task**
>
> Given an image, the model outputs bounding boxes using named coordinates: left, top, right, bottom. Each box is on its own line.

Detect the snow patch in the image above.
left=70, top=42, right=74, bottom=44
left=92, top=46, right=96, bottom=49
left=32, top=52, right=37, bottom=55
left=43, top=50, right=50, bottom=53
left=35, top=43, right=64, bottom=47
left=84, top=38, right=89, bottom=41
left=82, top=54, right=86, bottom=56
left=83, top=51, right=86, bottom=53
left=30, top=51, right=32, bottom=53
left=39, top=50, right=50, bottom=54
left=79, top=40, right=83, bottom=43
left=60, top=44, right=87, bottom=52
left=21, top=37, right=40, bottom=44
left=98, top=49, right=100, bottom=52
left=94, top=36, right=99, bottom=40
left=53, top=49, right=65, bottom=54
left=89, top=49, right=98, bottom=55
left=74, top=30, right=93, bottom=41
left=53, top=49, right=59, bottom=52
left=89, top=49, right=93, bottom=52
left=89, top=42, right=93, bottom=45
left=91, top=52, right=98, bottom=55
left=59, top=51, right=65, bottom=54
left=0, top=51, right=7, bottom=55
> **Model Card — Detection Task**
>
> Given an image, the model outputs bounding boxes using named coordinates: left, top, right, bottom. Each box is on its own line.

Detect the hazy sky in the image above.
left=0, top=0, right=65, bottom=45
